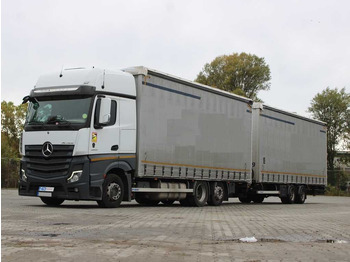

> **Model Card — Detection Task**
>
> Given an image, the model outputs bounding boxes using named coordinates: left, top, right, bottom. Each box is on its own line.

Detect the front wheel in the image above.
left=40, top=197, right=64, bottom=206
left=97, top=174, right=124, bottom=208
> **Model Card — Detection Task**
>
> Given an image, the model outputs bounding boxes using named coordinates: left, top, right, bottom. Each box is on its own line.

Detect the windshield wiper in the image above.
left=27, top=120, right=44, bottom=126
left=26, top=121, right=46, bottom=129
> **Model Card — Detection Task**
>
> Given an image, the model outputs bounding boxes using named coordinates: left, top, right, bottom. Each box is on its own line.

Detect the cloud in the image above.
left=2, top=0, right=349, bottom=116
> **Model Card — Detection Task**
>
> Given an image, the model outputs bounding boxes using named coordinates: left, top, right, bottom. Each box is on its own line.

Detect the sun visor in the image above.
left=30, top=85, right=96, bottom=99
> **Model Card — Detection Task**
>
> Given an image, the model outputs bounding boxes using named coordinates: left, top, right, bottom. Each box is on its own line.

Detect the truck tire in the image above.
left=188, top=181, right=209, bottom=207
left=135, top=194, right=160, bottom=206
left=295, top=186, right=307, bottom=204
left=280, top=185, right=296, bottom=204
left=40, top=197, right=64, bottom=206
left=161, top=199, right=175, bottom=206
left=252, top=195, right=264, bottom=203
left=97, top=174, right=124, bottom=208
left=239, top=196, right=252, bottom=204
left=207, top=182, right=224, bottom=206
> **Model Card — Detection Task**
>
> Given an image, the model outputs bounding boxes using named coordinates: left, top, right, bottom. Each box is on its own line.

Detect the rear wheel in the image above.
left=97, top=174, right=124, bottom=208
left=207, top=182, right=225, bottom=206
left=280, top=185, right=296, bottom=204
left=188, top=181, right=209, bottom=207
left=40, top=197, right=64, bottom=206
left=295, top=186, right=307, bottom=204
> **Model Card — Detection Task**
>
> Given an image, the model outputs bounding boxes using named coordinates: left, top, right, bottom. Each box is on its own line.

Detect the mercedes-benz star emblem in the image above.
left=42, top=142, right=53, bottom=157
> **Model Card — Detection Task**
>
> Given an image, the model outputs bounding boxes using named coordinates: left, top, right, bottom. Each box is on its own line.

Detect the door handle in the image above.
left=111, top=145, right=119, bottom=151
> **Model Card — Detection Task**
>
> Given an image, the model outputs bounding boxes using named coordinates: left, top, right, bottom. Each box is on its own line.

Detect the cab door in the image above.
left=89, top=95, right=120, bottom=155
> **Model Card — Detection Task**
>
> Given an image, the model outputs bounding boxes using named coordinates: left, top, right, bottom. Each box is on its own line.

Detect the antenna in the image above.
left=59, top=65, right=64, bottom=77
left=101, top=70, right=105, bottom=89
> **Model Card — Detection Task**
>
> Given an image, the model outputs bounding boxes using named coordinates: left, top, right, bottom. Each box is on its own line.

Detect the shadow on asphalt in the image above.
left=23, top=201, right=321, bottom=209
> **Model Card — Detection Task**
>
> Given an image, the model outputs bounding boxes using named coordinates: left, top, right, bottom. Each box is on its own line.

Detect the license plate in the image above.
left=38, top=186, right=54, bottom=192
left=37, top=192, right=52, bottom=197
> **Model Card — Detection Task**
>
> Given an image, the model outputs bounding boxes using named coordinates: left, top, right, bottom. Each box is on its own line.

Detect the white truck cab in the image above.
left=19, top=67, right=137, bottom=207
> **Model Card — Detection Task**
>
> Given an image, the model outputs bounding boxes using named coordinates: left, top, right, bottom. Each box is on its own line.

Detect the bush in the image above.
left=325, top=185, right=350, bottom=197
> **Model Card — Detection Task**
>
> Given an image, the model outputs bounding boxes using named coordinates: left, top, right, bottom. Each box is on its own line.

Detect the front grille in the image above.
left=25, top=145, right=74, bottom=178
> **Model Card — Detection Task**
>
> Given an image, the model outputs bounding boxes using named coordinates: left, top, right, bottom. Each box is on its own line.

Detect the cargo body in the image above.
left=18, top=66, right=326, bottom=207
left=252, top=103, right=327, bottom=186
left=131, top=68, right=252, bottom=182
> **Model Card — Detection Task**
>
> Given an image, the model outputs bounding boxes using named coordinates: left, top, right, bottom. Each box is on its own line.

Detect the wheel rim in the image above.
left=300, top=189, right=306, bottom=201
left=290, top=187, right=295, bottom=202
left=196, top=184, right=206, bottom=202
left=214, top=185, right=224, bottom=201
left=107, top=182, right=121, bottom=201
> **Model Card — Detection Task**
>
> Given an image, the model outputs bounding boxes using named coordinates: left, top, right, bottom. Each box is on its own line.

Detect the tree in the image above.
left=308, top=88, right=350, bottom=172
left=1, top=101, right=27, bottom=187
left=195, top=52, right=271, bottom=100
left=345, top=112, right=350, bottom=151
left=1, top=101, right=27, bottom=154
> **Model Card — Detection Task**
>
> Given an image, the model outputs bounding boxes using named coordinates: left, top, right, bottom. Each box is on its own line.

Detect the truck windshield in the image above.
left=25, top=97, right=92, bottom=129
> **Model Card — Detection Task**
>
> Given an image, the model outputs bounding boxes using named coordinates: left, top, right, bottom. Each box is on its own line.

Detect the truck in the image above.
left=18, top=66, right=327, bottom=207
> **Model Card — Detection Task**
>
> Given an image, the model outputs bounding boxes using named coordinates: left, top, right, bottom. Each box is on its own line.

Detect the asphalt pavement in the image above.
left=2, top=189, right=350, bottom=261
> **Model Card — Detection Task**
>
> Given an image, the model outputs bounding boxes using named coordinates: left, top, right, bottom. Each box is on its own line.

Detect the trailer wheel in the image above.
left=239, top=196, right=252, bottom=203
left=188, top=181, right=209, bottom=207
left=252, top=195, right=264, bottom=204
left=135, top=194, right=160, bottom=206
left=207, top=182, right=224, bottom=206
left=295, top=186, right=307, bottom=204
left=40, top=197, right=64, bottom=206
left=97, top=174, right=124, bottom=208
left=161, top=199, right=175, bottom=206
left=280, top=185, right=296, bottom=204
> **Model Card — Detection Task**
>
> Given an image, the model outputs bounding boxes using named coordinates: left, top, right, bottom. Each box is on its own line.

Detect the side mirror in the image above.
left=22, top=95, right=39, bottom=109
left=22, top=96, right=31, bottom=104
left=98, top=97, right=111, bottom=125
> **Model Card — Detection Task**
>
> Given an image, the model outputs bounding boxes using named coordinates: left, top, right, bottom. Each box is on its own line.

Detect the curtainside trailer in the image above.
left=18, top=66, right=326, bottom=207
left=249, top=103, right=327, bottom=204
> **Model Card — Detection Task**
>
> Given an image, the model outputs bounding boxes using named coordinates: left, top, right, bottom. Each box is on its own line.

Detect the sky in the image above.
left=2, top=0, right=349, bottom=116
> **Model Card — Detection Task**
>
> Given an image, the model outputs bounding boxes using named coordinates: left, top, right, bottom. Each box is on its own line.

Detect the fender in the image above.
left=103, top=160, right=133, bottom=174
left=103, top=160, right=133, bottom=201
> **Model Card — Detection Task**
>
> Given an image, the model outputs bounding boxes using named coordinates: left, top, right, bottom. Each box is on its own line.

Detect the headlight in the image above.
left=21, top=169, right=27, bottom=182
left=67, top=170, right=83, bottom=183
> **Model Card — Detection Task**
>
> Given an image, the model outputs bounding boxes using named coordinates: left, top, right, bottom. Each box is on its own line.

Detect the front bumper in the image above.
left=18, top=156, right=102, bottom=200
